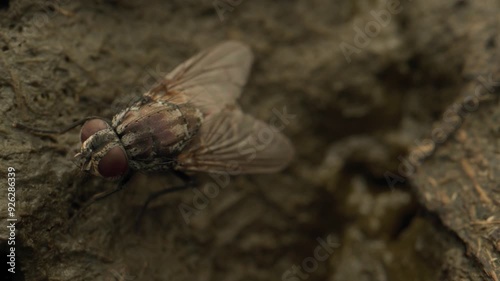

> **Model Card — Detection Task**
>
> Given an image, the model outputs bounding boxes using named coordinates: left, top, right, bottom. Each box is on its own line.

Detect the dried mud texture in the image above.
left=406, top=0, right=500, bottom=280
left=0, top=0, right=498, bottom=281
left=412, top=97, right=500, bottom=281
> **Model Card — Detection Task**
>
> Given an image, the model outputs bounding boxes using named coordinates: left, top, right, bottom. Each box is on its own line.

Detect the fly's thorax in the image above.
left=75, top=119, right=129, bottom=178
left=111, top=100, right=203, bottom=171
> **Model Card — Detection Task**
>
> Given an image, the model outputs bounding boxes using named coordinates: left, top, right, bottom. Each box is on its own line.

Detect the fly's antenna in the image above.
left=13, top=116, right=102, bottom=135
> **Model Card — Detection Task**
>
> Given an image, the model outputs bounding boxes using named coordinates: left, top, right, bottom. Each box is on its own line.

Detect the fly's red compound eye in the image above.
left=80, top=119, right=109, bottom=142
left=98, top=146, right=128, bottom=178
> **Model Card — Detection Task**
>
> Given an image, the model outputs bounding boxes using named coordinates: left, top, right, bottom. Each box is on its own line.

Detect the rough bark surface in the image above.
left=0, top=0, right=498, bottom=280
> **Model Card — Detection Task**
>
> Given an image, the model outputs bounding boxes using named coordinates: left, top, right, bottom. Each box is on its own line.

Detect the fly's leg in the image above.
left=134, top=171, right=196, bottom=230
left=66, top=172, right=134, bottom=231
left=84, top=171, right=133, bottom=204
left=13, top=116, right=103, bottom=135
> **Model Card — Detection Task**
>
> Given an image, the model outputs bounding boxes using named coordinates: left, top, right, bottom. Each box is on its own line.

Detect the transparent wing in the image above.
left=176, top=107, right=294, bottom=174
left=146, top=41, right=253, bottom=117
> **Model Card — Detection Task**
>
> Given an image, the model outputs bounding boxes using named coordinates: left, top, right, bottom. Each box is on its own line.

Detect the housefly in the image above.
left=15, top=41, right=294, bottom=207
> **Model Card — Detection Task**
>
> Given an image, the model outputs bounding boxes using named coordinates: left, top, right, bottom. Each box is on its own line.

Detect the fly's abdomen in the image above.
left=114, top=101, right=202, bottom=170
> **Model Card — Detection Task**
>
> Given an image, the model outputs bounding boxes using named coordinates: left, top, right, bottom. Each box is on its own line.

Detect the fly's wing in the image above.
left=176, top=106, right=294, bottom=174
left=146, top=41, right=253, bottom=117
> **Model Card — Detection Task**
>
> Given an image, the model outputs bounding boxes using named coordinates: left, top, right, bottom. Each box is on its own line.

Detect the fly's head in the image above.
left=75, top=119, right=129, bottom=179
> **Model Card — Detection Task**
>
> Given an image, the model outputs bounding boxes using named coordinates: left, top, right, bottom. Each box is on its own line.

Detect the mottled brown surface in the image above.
left=411, top=95, right=500, bottom=280
left=0, top=0, right=498, bottom=280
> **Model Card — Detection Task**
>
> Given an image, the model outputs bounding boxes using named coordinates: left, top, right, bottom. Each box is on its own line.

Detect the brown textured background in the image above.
left=0, top=0, right=498, bottom=280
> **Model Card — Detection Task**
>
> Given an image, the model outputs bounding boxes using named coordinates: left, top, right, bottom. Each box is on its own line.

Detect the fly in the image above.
left=14, top=41, right=294, bottom=215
